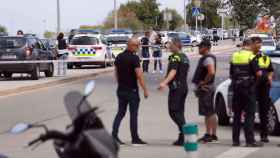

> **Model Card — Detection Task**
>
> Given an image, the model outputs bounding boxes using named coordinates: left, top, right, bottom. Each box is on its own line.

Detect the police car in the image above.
left=105, top=29, right=133, bottom=56
left=214, top=58, right=280, bottom=135
left=67, top=34, right=113, bottom=68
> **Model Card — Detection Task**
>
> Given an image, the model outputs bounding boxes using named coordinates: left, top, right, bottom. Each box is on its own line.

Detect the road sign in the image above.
left=192, top=7, right=201, bottom=17
left=197, top=14, right=205, bottom=21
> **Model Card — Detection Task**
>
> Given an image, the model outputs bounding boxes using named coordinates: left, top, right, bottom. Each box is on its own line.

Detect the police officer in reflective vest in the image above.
left=251, top=37, right=274, bottom=143
left=158, top=37, right=190, bottom=146
left=230, top=39, right=263, bottom=147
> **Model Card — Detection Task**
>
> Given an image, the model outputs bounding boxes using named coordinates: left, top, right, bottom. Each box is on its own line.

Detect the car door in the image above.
left=35, top=39, right=49, bottom=70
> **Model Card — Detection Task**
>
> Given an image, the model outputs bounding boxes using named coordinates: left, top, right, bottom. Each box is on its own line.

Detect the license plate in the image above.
left=1, top=55, right=17, bottom=59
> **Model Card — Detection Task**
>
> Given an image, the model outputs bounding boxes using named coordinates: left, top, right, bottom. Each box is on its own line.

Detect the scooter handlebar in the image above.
left=28, top=130, right=70, bottom=147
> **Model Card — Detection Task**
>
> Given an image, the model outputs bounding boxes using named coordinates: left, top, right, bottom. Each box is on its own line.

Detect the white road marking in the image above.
left=214, top=147, right=260, bottom=158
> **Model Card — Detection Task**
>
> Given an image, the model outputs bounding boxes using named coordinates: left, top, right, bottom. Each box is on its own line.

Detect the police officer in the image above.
left=251, top=37, right=274, bottom=143
left=158, top=38, right=190, bottom=146
left=230, top=39, right=263, bottom=147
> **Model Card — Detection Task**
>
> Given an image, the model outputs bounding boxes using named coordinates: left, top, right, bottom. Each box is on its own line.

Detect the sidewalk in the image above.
left=0, top=66, right=114, bottom=97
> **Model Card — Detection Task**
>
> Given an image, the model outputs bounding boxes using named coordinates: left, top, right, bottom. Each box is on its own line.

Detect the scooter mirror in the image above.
left=84, top=80, right=95, bottom=97
left=10, top=123, right=30, bottom=134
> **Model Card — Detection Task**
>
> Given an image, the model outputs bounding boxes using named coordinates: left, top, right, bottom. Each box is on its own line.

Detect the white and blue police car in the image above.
left=67, top=34, right=113, bottom=68
left=214, top=58, right=280, bottom=135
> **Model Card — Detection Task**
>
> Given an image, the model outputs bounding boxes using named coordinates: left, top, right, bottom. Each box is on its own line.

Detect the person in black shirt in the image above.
left=57, top=32, right=67, bottom=50
left=158, top=38, right=190, bottom=146
left=152, top=34, right=163, bottom=73
left=112, top=38, right=149, bottom=146
left=141, top=31, right=150, bottom=73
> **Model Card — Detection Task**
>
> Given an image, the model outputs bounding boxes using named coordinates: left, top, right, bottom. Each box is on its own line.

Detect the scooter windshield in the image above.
left=64, top=91, right=91, bottom=121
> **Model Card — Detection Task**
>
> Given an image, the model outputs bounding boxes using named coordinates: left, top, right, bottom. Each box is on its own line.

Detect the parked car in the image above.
left=0, top=36, right=55, bottom=80
left=41, top=39, right=58, bottom=59
left=261, top=40, right=278, bottom=56
left=214, top=58, right=280, bottom=135
left=67, top=34, right=113, bottom=68
left=105, top=29, right=132, bottom=56
left=78, top=29, right=101, bottom=35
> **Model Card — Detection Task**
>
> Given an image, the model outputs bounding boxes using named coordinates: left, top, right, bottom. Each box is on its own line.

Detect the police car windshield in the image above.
left=70, top=36, right=99, bottom=45
left=107, top=36, right=129, bottom=44
left=262, top=40, right=275, bottom=46
left=0, top=37, right=26, bottom=49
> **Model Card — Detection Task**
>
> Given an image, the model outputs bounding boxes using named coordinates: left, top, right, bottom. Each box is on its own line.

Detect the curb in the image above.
left=0, top=68, right=114, bottom=97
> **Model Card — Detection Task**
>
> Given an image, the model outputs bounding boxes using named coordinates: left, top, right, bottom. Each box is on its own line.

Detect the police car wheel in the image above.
left=67, top=64, right=74, bottom=69
left=267, top=105, right=280, bottom=135
left=3, top=72, right=12, bottom=78
left=216, top=95, right=230, bottom=126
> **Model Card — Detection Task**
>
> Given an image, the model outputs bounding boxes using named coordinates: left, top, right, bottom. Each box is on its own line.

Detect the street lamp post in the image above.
left=184, top=0, right=189, bottom=32
left=114, top=0, right=118, bottom=29
left=57, top=0, right=61, bottom=34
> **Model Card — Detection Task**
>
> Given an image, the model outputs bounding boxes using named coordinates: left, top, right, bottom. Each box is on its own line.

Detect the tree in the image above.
left=159, top=9, right=184, bottom=31
left=103, top=5, right=143, bottom=31
left=186, top=0, right=221, bottom=29
left=226, top=0, right=259, bottom=30
left=0, top=25, right=7, bottom=33
left=44, top=31, right=56, bottom=39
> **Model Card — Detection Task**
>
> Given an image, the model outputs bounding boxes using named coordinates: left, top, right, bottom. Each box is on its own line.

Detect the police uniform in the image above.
left=230, top=49, right=259, bottom=146
left=167, top=52, right=190, bottom=144
left=254, top=53, right=274, bottom=141
left=141, top=36, right=150, bottom=72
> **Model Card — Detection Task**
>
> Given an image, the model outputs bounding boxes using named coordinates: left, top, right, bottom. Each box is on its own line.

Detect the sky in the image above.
left=0, top=0, right=185, bottom=37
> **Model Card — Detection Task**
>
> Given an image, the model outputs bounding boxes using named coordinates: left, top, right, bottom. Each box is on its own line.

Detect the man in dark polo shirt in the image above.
left=112, top=38, right=149, bottom=146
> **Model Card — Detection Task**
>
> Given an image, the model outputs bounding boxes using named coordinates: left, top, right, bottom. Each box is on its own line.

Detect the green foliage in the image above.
left=186, top=0, right=221, bottom=29
left=0, top=25, right=7, bottom=33
left=44, top=31, right=56, bottom=39
left=158, top=9, right=184, bottom=30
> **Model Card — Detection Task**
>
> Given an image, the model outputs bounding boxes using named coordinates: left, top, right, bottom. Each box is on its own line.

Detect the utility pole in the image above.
left=184, top=0, right=187, bottom=32
left=57, top=0, right=61, bottom=34
left=114, top=0, right=118, bottom=29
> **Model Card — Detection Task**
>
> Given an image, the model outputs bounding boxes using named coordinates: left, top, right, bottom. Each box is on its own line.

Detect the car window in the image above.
left=107, top=36, right=129, bottom=44
left=167, top=33, right=179, bottom=38
left=70, top=36, right=99, bottom=45
left=262, top=40, right=275, bottom=46
left=0, top=37, right=26, bottom=49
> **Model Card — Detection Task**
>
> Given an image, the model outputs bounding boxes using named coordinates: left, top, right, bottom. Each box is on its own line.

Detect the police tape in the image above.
left=0, top=57, right=171, bottom=64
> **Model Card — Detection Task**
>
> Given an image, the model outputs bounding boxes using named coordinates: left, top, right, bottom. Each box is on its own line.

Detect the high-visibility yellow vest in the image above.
left=257, top=54, right=271, bottom=69
left=231, top=50, right=255, bottom=65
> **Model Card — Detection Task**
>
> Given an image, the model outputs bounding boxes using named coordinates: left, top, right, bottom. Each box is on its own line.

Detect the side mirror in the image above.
left=10, top=123, right=31, bottom=134
left=84, top=80, right=95, bottom=97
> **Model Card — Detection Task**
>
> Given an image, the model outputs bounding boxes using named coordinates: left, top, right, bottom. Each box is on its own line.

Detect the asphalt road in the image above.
left=0, top=49, right=280, bottom=158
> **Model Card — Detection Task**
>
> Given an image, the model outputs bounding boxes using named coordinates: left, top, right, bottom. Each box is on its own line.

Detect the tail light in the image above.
left=92, top=46, right=102, bottom=50
left=68, top=46, right=77, bottom=51
left=25, top=47, right=33, bottom=57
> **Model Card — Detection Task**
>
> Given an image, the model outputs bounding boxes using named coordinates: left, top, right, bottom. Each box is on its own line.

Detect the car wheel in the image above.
left=45, top=63, right=54, bottom=77
left=267, top=105, right=280, bottom=135
left=101, top=55, right=107, bottom=68
left=3, top=72, right=12, bottom=78
left=216, top=94, right=230, bottom=126
left=31, top=65, right=40, bottom=80
left=67, top=64, right=74, bottom=69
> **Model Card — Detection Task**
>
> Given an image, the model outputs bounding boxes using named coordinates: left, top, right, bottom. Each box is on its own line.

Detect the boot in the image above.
left=173, top=133, right=184, bottom=146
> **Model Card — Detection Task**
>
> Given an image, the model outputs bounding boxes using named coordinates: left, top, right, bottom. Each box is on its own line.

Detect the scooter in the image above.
left=7, top=80, right=119, bottom=158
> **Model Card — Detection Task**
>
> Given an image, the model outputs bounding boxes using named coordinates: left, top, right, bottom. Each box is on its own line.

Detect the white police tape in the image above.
left=0, top=57, right=171, bottom=64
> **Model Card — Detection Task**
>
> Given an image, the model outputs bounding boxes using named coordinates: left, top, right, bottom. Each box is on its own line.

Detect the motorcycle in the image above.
left=7, top=80, right=119, bottom=158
